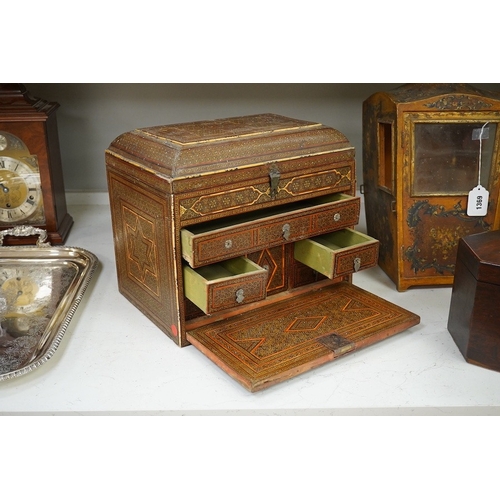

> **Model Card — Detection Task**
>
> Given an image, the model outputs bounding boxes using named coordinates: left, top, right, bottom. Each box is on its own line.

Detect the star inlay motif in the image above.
left=123, top=208, right=159, bottom=294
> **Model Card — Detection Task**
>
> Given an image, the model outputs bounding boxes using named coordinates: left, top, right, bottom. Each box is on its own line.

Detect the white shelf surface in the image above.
left=1, top=193, right=500, bottom=415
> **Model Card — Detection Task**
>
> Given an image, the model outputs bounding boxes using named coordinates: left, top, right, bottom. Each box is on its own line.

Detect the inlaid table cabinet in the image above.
left=106, top=114, right=419, bottom=391
left=363, top=84, right=500, bottom=291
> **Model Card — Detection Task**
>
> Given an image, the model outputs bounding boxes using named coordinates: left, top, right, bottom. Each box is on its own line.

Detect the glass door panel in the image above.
left=413, top=122, right=496, bottom=195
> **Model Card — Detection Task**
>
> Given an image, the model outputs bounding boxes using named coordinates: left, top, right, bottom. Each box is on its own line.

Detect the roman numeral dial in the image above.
left=0, top=156, right=43, bottom=223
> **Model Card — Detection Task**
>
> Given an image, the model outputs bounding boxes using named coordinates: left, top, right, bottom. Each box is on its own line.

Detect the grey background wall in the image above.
left=25, top=83, right=500, bottom=193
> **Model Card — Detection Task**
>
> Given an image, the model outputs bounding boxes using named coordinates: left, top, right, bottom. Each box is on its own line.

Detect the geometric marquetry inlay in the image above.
left=286, top=316, right=327, bottom=332
left=188, top=282, right=420, bottom=391
left=122, top=206, right=160, bottom=296
left=253, top=248, right=280, bottom=288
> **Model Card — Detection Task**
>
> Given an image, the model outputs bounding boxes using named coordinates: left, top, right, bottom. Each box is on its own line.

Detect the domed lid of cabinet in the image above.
left=106, top=113, right=353, bottom=179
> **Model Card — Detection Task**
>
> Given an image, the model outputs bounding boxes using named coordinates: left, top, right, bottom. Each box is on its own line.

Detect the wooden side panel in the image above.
left=106, top=166, right=184, bottom=345
left=467, top=281, right=500, bottom=371
left=362, top=95, right=399, bottom=286
left=447, top=256, right=477, bottom=356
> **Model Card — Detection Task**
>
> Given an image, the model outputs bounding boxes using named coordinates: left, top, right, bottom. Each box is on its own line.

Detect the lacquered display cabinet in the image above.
left=362, top=84, right=500, bottom=291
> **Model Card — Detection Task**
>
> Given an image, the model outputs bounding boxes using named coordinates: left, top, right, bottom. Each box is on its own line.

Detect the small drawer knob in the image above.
left=282, top=223, right=291, bottom=240
left=353, top=257, right=361, bottom=272
left=235, top=288, right=245, bottom=304
left=224, top=239, right=233, bottom=249
left=333, top=213, right=341, bottom=222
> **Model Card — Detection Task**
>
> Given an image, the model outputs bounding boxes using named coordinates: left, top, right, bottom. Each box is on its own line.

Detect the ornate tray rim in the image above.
left=0, top=230, right=98, bottom=382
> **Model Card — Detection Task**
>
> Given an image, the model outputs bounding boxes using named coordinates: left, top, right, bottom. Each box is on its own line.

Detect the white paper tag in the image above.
left=467, top=185, right=489, bottom=216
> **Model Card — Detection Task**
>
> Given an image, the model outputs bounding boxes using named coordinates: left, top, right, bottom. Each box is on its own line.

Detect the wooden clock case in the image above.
left=362, top=84, right=500, bottom=291
left=106, top=114, right=419, bottom=391
left=0, top=84, right=73, bottom=245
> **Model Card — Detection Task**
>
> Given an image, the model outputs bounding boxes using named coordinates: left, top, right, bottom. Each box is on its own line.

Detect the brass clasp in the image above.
left=269, top=164, right=281, bottom=200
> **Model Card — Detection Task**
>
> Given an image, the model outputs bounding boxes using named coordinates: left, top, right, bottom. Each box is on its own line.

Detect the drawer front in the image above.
left=294, top=229, right=379, bottom=279
left=178, top=162, right=354, bottom=222
left=182, top=194, right=360, bottom=267
left=183, top=257, right=268, bottom=314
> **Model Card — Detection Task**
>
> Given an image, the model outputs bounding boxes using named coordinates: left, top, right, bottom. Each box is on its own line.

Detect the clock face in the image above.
left=0, top=155, right=44, bottom=224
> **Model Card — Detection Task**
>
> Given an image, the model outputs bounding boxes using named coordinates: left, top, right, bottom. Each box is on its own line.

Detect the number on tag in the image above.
left=467, top=185, right=489, bottom=216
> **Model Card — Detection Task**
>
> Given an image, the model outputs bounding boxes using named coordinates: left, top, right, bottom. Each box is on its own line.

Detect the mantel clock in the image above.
left=0, top=84, right=72, bottom=245
left=363, top=83, right=500, bottom=291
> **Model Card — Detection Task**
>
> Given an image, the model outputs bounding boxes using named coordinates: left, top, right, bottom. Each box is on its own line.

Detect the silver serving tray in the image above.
left=0, top=226, right=98, bottom=381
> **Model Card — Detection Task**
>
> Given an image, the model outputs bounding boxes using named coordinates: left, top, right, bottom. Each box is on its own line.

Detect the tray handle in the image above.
left=0, top=226, right=51, bottom=247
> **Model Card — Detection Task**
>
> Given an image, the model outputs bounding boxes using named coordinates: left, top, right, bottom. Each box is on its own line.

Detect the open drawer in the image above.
left=294, top=228, right=379, bottom=279
left=183, top=257, right=268, bottom=314
left=181, top=193, right=360, bottom=267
